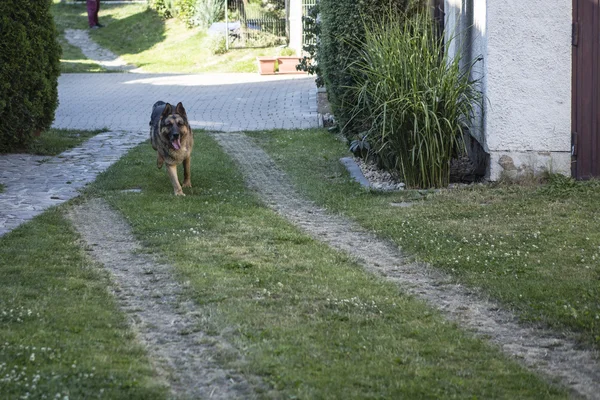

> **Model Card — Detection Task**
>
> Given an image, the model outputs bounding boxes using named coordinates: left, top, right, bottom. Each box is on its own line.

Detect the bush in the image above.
left=297, top=4, right=322, bottom=86
left=189, top=0, right=225, bottom=29
left=349, top=11, right=482, bottom=188
left=0, top=0, right=61, bottom=152
left=318, top=0, right=424, bottom=137
left=207, top=33, right=227, bottom=55
left=149, top=0, right=175, bottom=19
left=280, top=47, right=295, bottom=56
left=149, top=0, right=224, bottom=29
left=253, top=31, right=286, bottom=47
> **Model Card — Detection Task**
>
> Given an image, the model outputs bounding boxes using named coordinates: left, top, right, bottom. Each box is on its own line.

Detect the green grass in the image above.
left=58, top=35, right=109, bottom=73
left=0, top=208, right=168, bottom=399
left=348, top=12, right=481, bottom=188
left=248, top=128, right=600, bottom=348
left=51, top=1, right=109, bottom=73
left=77, top=132, right=566, bottom=398
left=19, top=128, right=106, bottom=156
left=52, top=2, right=284, bottom=73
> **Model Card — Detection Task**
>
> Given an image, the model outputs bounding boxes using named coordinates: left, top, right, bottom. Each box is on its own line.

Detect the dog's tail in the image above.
left=150, top=101, right=167, bottom=127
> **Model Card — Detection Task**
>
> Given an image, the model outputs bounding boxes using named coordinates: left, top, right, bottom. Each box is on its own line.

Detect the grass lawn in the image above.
left=0, top=131, right=570, bottom=398
left=51, top=1, right=110, bottom=73
left=70, top=132, right=566, bottom=398
left=0, top=209, right=168, bottom=399
left=21, top=128, right=106, bottom=156
left=0, top=128, right=105, bottom=156
left=248, top=128, right=600, bottom=349
left=58, top=35, right=109, bottom=74
left=52, top=2, right=285, bottom=74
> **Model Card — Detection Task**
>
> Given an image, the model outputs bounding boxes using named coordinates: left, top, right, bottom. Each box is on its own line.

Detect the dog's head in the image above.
left=160, top=102, right=190, bottom=150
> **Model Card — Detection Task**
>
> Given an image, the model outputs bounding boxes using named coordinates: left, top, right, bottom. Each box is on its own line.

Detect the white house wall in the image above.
left=445, top=0, right=572, bottom=180
left=445, top=0, right=487, bottom=147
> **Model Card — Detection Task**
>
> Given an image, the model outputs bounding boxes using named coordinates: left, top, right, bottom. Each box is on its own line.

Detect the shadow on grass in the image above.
left=53, top=3, right=167, bottom=58
left=91, top=8, right=166, bottom=57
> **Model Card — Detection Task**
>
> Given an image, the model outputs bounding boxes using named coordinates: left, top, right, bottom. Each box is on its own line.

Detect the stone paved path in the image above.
left=64, top=29, right=140, bottom=72
left=212, top=132, right=600, bottom=400
left=1, top=73, right=317, bottom=236
left=0, top=131, right=147, bottom=236
left=54, top=73, right=318, bottom=132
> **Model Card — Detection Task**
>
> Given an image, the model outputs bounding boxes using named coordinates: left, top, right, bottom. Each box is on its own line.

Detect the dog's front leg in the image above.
left=182, top=157, right=192, bottom=188
left=166, top=164, right=184, bottom=196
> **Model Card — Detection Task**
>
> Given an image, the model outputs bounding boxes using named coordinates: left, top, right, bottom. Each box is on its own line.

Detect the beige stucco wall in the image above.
left=445, top=0, right=572, bottom=180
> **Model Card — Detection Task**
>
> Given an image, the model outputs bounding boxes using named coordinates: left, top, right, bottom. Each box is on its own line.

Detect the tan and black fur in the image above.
left=149, top=101, right=194, bottom=195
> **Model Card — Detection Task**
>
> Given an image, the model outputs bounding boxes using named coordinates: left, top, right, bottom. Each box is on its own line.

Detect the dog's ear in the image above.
left=161, top=103, right=172, bottom=118
left=175, top=102, right=187, bottom=120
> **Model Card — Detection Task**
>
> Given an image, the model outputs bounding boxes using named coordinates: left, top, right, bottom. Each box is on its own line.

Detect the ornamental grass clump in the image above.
left=349, top=12, right=482, bottom=188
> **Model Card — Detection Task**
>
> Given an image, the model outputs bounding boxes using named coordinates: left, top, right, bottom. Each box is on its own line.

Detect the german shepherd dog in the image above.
left=150, top=101, right=194, bottom=196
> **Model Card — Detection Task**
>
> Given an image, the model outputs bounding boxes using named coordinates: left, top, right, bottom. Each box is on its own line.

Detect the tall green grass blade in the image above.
left=347, top=9, right=482, bottom=188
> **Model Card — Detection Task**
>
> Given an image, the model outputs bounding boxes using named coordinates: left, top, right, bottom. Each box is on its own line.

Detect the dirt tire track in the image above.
left=67, top=198, right=261, bottom=400
left=211, top=132, right=600, bottom=400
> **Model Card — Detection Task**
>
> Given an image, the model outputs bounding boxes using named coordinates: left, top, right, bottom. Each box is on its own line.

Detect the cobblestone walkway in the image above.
left=1, top=66, right=317, bottom=236
left=0, top=131, right=146, bottom=236
left=54, top=73, right=317, bottom=132
left=212, top=132, right=600, bottom=400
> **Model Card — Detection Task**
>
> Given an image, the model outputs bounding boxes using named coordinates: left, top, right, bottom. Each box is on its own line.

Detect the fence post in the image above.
left=288, top=0, right=302, bottom=55
left=225, top=0, right=229, bottom=51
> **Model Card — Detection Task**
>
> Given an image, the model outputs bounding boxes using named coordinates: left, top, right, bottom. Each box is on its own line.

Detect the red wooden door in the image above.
left=573, top=0, right=600, bottom=179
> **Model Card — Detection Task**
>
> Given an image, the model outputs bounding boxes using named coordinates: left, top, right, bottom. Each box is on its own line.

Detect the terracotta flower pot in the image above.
left=257, top=57, right=276, bottom=75
left=277, top=56, right=305, bottom=74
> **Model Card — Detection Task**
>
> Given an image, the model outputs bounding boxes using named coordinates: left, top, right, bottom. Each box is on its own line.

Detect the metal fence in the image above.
left=226, top=0, right=286, bottom=48
left=302, top=0, right=317, bottom=48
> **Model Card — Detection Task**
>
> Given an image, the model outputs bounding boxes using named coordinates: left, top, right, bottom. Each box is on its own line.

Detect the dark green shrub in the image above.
left=318, top=0, right=424, bottom=137
left=349, top=11, right=482, bottom=188
left=0, top=0, right=61, bottom=152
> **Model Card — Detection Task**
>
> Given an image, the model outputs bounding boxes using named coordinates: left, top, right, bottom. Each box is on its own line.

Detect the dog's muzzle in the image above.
left=169, top=131, right=181, bottom=150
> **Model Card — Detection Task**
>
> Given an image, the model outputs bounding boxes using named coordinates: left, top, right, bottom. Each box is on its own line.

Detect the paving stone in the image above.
left=1, top=29, right=318, bottom=237
left=1, top=72, right=318, bottom=236
left=0, top=131, right=147, bottom=236
left=53, top=73, right=319, bottom=133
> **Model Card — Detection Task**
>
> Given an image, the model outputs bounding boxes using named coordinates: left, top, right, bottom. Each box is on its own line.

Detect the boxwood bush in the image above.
left=318, top=0, right=424, bottom=137
left=0, top=0, right=61, bottom=152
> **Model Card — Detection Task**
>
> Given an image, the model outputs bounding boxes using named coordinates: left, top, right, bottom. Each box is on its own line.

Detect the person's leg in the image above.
left=94, top=0, right=100, bottom=26
left=86, top=0, right=96, bottom=28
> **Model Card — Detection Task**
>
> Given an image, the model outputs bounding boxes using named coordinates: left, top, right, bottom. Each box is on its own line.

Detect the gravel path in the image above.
left=211, top=132, right=600, bottom=400
left=67, top=198, right=262, bottom=400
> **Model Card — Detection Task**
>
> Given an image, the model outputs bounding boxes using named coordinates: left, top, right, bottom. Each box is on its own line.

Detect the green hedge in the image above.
left=318, top=0, right=424, bottom=137
left=0, top=0, right=61, bottom=152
